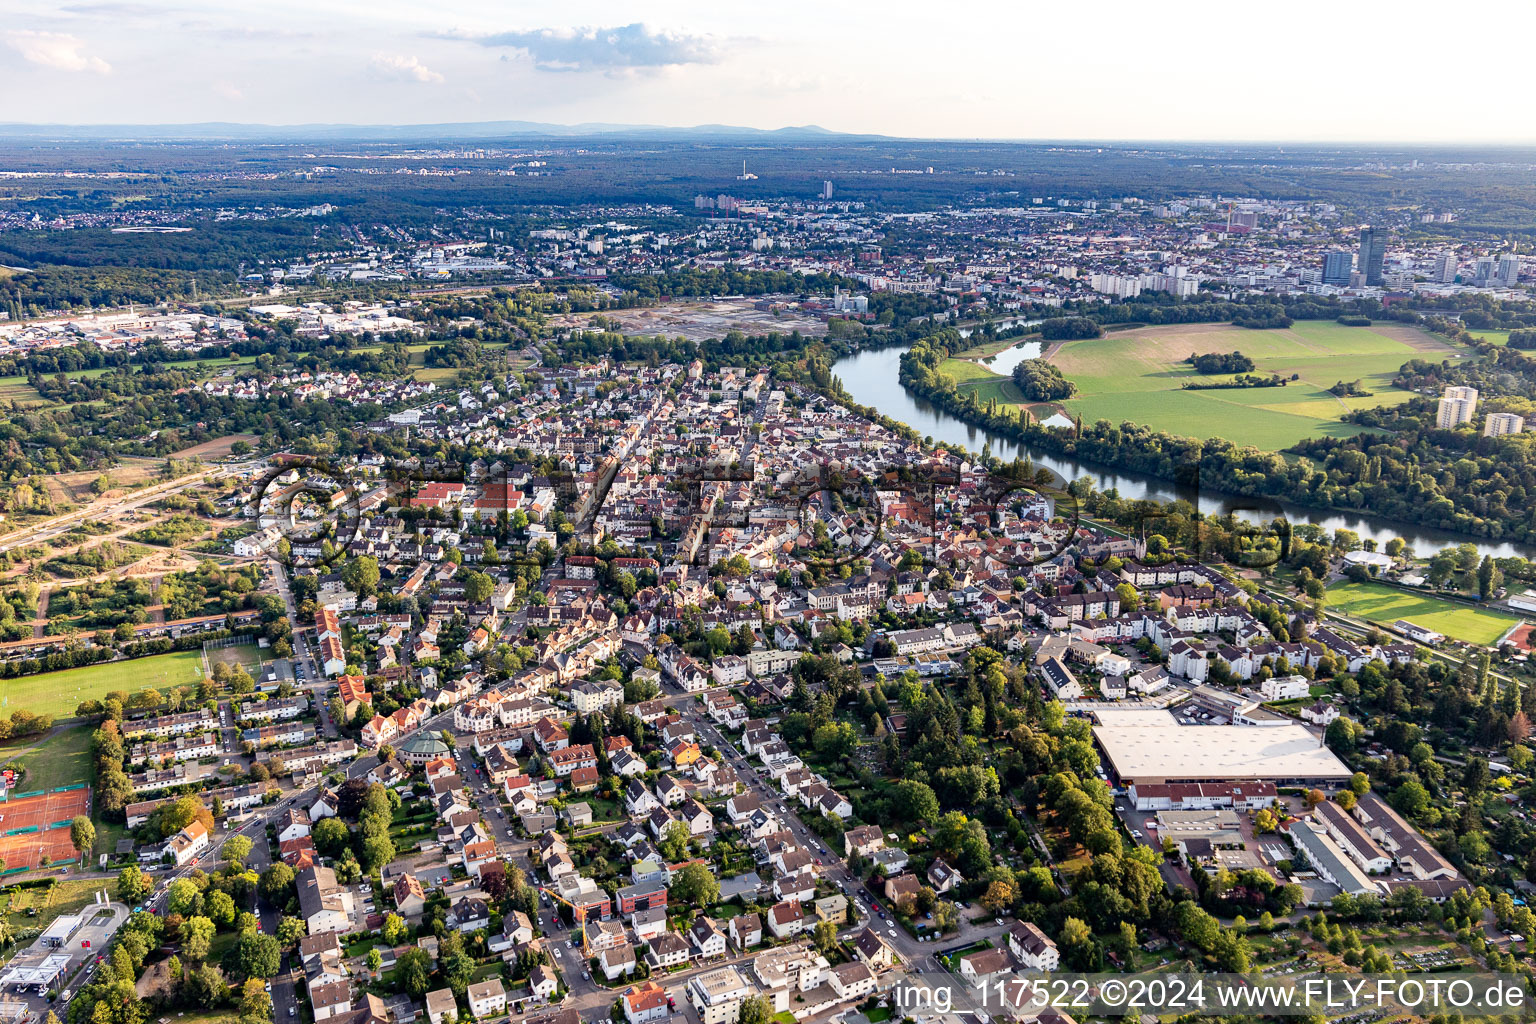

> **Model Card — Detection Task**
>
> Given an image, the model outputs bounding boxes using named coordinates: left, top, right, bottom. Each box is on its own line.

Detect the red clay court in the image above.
left=0, top=787, right=92, bottom=870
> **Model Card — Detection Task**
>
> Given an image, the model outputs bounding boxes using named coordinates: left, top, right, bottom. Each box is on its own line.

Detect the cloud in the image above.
left=370, top=53, right=444, bottom=83
left=4, top=30, right=111, bottom=73
left=461, top=23, right=717, bottom=73
left=59, top=3, right=170, bottom=17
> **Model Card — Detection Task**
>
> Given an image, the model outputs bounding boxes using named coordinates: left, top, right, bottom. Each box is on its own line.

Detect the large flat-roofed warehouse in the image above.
left=1094, top=711, right=1352, bottom=786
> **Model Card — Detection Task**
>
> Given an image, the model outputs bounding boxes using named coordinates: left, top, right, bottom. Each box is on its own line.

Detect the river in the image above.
left=831, top=344, right=1535, bottom=559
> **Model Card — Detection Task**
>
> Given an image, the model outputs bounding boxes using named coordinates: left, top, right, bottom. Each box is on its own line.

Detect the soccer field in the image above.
left=1324, top=581, right=1523, bottom=646
left=1045, top=321, right=1464, bottom=450
left=0, top=649, right=207, bottom=719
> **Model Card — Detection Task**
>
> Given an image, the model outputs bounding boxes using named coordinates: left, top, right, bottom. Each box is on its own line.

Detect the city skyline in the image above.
left=3, top=0, right=1536, bottom=143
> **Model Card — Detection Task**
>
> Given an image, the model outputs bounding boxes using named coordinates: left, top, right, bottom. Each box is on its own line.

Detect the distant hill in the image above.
left=0, top=121, right=883, bottom=143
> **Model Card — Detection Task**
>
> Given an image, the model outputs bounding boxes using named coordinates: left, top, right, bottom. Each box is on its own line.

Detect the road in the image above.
left=682, top=701, right=1003, bottom=968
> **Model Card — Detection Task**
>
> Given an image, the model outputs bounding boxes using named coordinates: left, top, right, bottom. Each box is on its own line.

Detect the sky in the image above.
left=2, top=0, right=1533, bottom=142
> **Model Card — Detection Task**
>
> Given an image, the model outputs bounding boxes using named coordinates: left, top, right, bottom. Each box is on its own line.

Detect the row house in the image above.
left=122, top=709, right=217, bottom=740
left=238, top=696, right=310, bottom=721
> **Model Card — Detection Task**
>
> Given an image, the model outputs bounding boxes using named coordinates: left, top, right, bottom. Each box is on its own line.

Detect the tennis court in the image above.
left=0, top=787, right=92, bottom=870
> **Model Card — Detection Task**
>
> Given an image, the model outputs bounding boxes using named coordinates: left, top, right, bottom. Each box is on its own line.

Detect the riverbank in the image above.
left=829, top=342, right=1535, bottom=559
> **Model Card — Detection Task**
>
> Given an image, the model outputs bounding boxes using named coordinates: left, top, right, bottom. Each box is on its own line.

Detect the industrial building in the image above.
left=1093, top=711, right=1352, bottom=787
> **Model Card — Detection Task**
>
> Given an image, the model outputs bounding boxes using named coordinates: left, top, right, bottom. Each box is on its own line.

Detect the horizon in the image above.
left=3, top=1, right=1535, bottom=143
left=2, top=119, right=1536, bottom=149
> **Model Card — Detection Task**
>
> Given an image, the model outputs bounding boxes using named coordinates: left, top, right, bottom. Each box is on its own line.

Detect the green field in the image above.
left=1, top=878, right=115, bottom=940
left=1325, top=581, right=1523, bottom=646
left=1046, top=321, right=1462, bottom=450
left=937, top=358, right=1003, bottom=384
left=0, top=375, right=50, bottom=408
left=960, top=377, right=1032, bottom=407
left=0, top=727, right=92, bottom=791
left=931, top=321, right=1462, bottom=451
left=0, top=727, right=123, bottom=856
left=0, top=649, right=207, bottom=719
left=1468, top=329, right=1510, bottom=346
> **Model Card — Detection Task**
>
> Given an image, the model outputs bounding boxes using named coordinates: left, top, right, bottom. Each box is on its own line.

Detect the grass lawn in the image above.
left=1, top=878, right=112, bottom=938
left=1040, top=320, right=1465, bottom=450
left=1325, top=581, right=1523, bottom=646
left=0, top=727, right=92, bottom=790
left=937, top=358, right=1003, bottom=384
left=207, top=643, right=263, bottom=672
left=1468, top=329, right=1510, bottom=346
left=0, top=728, right=126, bottom=857
left=0, top=649, right=207, bottom=719
left=960, top=377, right=1032, bottom=408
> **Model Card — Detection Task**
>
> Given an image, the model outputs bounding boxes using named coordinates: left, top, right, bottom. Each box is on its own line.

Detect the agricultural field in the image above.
left=170, top=434, right=258, bottom=461
left=1325, top=581, right=1523, bottom=646
left=0, top=649, right=206, bottom=719
left=0, top=375, right=50, bottom=409
left=1045, top=320, right=1465, bottom=450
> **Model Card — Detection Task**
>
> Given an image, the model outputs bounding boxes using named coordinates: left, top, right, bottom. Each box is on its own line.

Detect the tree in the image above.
left=223, top=835, right=253, bottom=866
left=1392, top=780, right=1431, bottom=819
left=660, top=820, right=691, bottom=862
left=1478, top=556, right=1503, bottom=601
left=238, top=978, right=271, bottom=1021
left=1349, top=772, right=1370, bottom=795
left=312, top=817, right=351, bottom=856
left=464, top=571, right=495, bottom=605
left=362, top=834, right=396, bottom=872
left=259, top=862, right=296, bottom=904
left=738, top=995, right=771, bottom=1024
left=892, top=780, right=940, bottom=823
left=382, top=912, right=406, bottom=946
left=670, top=862, right=719, bottom=907
left=397, top=947, right=433, bottom=995
left=205, top=890, right=237, bottom=928
left=982, top=879, right=1017, bottom=913
left=1304, top=788, right=1325, bottom=809
left=69, top=815, right=95, bottom=857
left=366, top=947, right=383, bottom=978
left=342, top=556, right=381, bottom=598
left=167, top=877, right=202, bottom=917
left=812, top=919, right=839, bottom=953
left=117, top=866, right=152, bottom=903
left=443, top=947, right=477, bottom=996
left=277, top=917, right=306, bottom=946
left=238, top=932, right=281, bottom=979
left=181, top=916, right=216, bottom=963
left=1061, top=915, right=1093, bottom=951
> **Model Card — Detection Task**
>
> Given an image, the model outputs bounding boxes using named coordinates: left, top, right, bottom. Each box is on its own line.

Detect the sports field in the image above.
left=1043, top=321, right=1463, bottom=449
left=0, top=649, right=206, bottom=719
left=0, top=787, right=92, bottom=870
left=1325, top=581, right=1523, bottom=646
